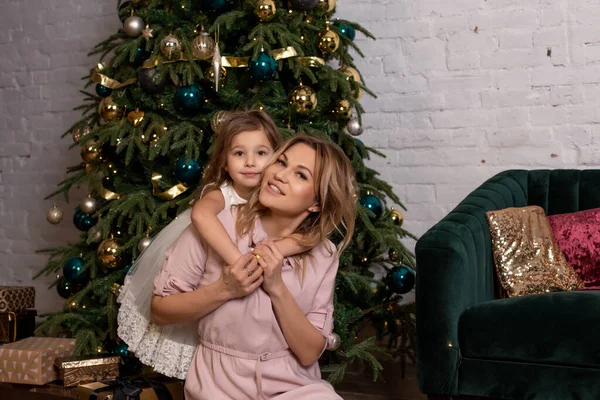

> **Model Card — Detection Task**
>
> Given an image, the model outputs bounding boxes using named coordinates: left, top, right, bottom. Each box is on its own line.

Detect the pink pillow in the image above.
left=548, top=208, right=600, bottom=289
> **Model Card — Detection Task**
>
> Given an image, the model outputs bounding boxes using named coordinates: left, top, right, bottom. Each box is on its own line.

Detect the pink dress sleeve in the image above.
left=306, top=249, right=339, bottom=356
left=153, top=225, right=208, bottom=297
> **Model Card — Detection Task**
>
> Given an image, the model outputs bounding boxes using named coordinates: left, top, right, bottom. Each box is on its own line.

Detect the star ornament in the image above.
left=142, top=25, right=153, bottom=40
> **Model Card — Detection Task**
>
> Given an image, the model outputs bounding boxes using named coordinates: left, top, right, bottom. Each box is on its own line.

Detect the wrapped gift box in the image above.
left=0, top=309, right=37, bottom=343
left=0, top=286, right=35, bottom=312
left=0, top=337, right=76, bottom=385
left=55, top=355, right=120, bottom=387
left=76, top=376, right=183, bottom=400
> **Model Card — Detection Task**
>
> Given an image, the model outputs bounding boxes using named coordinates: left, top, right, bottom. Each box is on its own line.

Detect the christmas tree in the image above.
left=38, top=0, right=416, bottom=382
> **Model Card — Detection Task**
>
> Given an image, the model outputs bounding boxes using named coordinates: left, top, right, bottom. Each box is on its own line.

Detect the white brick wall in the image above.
left=347, top=0, right=600, bottom=248
left=2, top=0, right=599, bottom=310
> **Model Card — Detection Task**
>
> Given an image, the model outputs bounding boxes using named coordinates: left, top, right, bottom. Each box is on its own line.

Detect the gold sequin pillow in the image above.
left=486, top=205, right=583, bottom=297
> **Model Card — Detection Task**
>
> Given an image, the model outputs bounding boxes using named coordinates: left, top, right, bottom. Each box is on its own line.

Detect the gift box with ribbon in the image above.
left=0, top=309, right=37, bottom=343
left=76, top=376, right=183, bottom=400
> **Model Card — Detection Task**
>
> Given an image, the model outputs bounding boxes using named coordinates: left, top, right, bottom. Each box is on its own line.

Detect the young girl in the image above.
left=118, top=109, right=287, bottom=379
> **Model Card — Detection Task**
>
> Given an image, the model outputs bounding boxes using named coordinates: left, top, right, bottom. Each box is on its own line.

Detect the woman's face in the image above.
left=259, top=143, right=320, bottom=216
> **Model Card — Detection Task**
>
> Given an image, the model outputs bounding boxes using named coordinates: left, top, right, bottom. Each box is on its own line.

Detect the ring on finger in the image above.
left=255, top=254, right=261, bottom=260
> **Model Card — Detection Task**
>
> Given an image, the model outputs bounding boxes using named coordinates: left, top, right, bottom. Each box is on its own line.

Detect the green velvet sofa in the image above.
left=415, top=169, right=600, bottom=400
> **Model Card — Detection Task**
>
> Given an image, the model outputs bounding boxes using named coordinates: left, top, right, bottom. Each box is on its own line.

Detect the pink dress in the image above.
left=153, top=209, right=342, bottom=400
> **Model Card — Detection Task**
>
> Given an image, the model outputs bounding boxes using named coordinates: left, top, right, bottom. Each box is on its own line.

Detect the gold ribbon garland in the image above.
left=151, top=172, right=190, bottom=200
left=90, top=63, right=136, bottom=89
left=294, top=56, right=326, bottom=68
left=143, top=46, right=302, bottom=69
left=101, top=185, right=121, bottom=200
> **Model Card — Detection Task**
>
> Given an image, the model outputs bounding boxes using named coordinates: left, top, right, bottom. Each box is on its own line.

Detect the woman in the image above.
left=151, top=136, right=357, bottom=399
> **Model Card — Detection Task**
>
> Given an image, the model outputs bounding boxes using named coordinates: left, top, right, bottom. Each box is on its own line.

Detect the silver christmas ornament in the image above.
left=138, top=236, right=153, bottom=252
left=192, top=32, right=216, bottom=60
left=346, top=118, right=363, bottom=136
left=46, top=204, right=63, bottom=225
left=160, top=35, right=182, bottom=60
left=328, top=333, right=341, bottom=351
left=89, top=228, right=103, bottom=243
left=80, top=196, right=99, bottom=214
left=212, top=44, right=222, bottom=92
left=123, top=16, right=144, bottom=37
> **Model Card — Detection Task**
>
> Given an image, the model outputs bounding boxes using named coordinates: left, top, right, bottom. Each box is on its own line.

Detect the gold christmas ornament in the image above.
left=46, top=203, right=63, bottom=225
left=80, top=138, right=101, bottom=163
left=330, top=99, right=351, bottom=118
left=391, top=207, right=404, bottom=227
left=97, top=237, right=123, bottom=268
left=340, top=66, right=363, bottom=99
left=288, top=85, right=317, bottom=115
left=72, top=125, right=92, bottom=143
left=141, top=25, right=153, bottom=40
left=205, top=65, right=227, bottom=88
left=318, top=29, right=340, bottom=54
left=192, top=31, right=215, bottom=60
left=211, top=111, right=228, bottom=133
left=160, top=35, right=181, bottom=60
left=109, top=283, right=121, bottom=295
left=316, top=0, right=336, bottom=13
left=389, top=248, right=399, bottom=262
left=98, top=96, right=121, bottom=121
left=127, top=109, right=145, bottom=127
left=255, top=0, right=277, bottom=21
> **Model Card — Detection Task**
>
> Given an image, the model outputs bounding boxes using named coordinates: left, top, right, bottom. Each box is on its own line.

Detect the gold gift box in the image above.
left=55, top=354, right=120, bottom=387
left=0, top=286, right=35, bottom=312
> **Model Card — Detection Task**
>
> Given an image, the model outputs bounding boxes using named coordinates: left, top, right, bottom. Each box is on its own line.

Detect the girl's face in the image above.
left=225, top=129, right=274, bottom=194
left=259, top=143, right=320, bottom=216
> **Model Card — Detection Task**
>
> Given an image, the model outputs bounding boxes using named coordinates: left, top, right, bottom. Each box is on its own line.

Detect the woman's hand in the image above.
left=220, top=253, right=263, bottom=299
left=252, top=241, right=285, bottom=296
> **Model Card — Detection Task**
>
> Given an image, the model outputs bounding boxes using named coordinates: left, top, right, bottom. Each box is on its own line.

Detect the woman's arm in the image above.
left=191, top=190, right=243, bottom=266
left=253, top=241, right=325, bottom=366
left=151, top=254, right=263, bottom=326
left=270, top=285, right=326, bottom=366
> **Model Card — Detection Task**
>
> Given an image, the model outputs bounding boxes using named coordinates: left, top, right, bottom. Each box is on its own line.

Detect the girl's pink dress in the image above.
left=153, top=209, right=342, bottom=400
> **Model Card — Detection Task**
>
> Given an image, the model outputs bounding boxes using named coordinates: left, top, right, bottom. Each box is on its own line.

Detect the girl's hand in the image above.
left=252, top=241, right=285, bottom=296
left=220, top=253, right=263, bottom=299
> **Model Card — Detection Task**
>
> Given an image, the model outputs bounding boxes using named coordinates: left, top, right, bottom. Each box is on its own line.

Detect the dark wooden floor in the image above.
left=334, top=361, right=427, bottom=400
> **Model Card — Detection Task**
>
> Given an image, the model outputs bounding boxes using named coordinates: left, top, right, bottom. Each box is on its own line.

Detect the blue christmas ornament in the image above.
left=56, top=277, right=77, bottom=299
left=175, top=84, right=204, bottom=116
left=203, top=0, right=235, bottom=14
left=95, top=84, right=112, bottom=98
left=249, top=52, right=277, bottom=81
left=334, top=22, right=356, bottom=41
left=387, top=265, right=415, bottom=294
left=133, top=46, right=151, bottom=66
left=174, top=157, right=203, bottom=185
left=63, top=257, right=89, bottom=284
left=113, top=342, right=129, bottom=357
left=359, top=194, right=383, bottom=220
left=354, top=138, right=366, bottom=158
left=73, top=207, right=98, bottom=232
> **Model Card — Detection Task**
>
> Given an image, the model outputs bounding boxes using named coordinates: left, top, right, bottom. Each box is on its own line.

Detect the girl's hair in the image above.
left=236, top=135, right=357, bottom=259
left=194, top=109, right=283, bottom=199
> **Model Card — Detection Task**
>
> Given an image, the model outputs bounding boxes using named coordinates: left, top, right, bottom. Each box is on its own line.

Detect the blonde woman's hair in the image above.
left=192, top=109, right=283, bottom=199
left=236, top=135, right=357, bottom=259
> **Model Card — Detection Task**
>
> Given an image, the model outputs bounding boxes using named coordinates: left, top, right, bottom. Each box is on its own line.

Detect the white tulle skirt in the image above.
left=117, top=208, right=198, bottom=379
